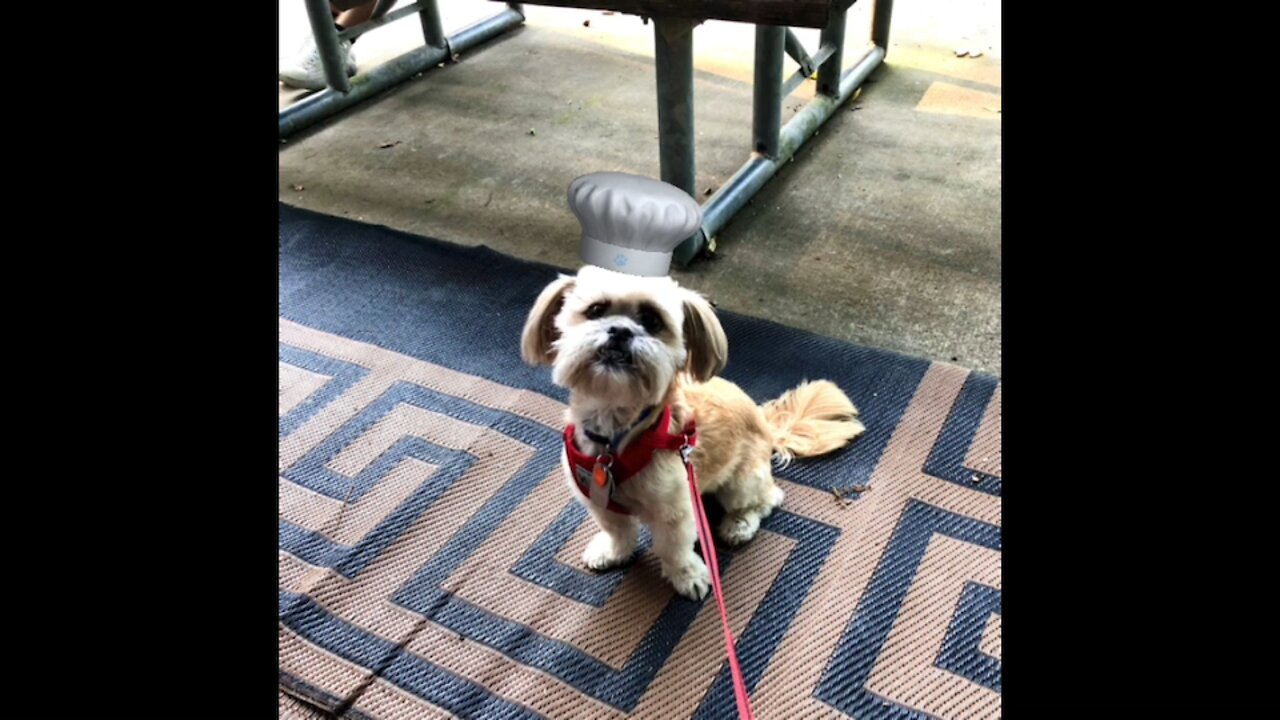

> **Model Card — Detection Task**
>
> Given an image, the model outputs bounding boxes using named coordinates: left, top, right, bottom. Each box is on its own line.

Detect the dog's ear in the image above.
left=681, top=290, right=728, bottom=381
left=521, top=275, right=576, bottom=366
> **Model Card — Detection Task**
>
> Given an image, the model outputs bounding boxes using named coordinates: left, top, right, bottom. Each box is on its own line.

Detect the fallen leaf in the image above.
left=378, top=140, right=401, bottom=149
left=954, top=49, right=969, bottom=57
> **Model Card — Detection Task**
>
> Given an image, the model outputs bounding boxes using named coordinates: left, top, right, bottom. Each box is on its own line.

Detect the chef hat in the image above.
left=568, top=172, right=703, bottom=277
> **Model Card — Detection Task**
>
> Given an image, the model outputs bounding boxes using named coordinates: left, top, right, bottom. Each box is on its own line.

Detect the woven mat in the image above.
left=278, top=203, right=1002, bottom=719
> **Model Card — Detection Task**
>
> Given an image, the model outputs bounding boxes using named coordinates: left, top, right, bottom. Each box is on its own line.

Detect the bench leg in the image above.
left=418, top=0, right=446, bottom=49
left=753, top=25, right=784, bottom=158
left=873, top=0, right=895, bottom=56
left=654, top=17, right=697, bottom=198
left=817, top=6, right=845, bottom=98
left=302, top=0, right=352, bottom=93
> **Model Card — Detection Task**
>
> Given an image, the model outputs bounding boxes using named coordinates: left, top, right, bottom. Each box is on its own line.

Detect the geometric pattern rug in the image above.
left=278, top=203, right=1001, bottom=719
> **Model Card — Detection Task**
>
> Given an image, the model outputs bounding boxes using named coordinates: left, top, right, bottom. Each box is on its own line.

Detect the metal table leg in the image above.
left=873, top=0, right=895, bottom=58
left=280, top=2, right=525, bottom=138
left=418, top=0, right=446, bottom=49
left=753, top=26, right=784, bottom=159
left=816, top=6, right=845, bottom=98
left=653, top=17, right=698, bottom=202
left=302, top=0, right=351, bottom=94
left=672, top=5, right=885, bottom=265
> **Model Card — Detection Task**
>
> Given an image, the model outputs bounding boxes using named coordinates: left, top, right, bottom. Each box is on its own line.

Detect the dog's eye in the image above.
left=585, top=302, right=609, bottom=320
left=637, top=307, right=665, bottom=334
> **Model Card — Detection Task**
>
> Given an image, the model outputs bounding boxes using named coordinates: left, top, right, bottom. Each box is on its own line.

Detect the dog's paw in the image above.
left=666, top=557, right=711, bottom=601
left=718, top=513, right=761, bottom=546
left=768, top=485, right=785, bottom=510
left=582, top=531, right=632, bottom=571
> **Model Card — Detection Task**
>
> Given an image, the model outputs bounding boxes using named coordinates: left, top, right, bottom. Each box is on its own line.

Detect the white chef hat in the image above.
left=567, top=172, right=703, bottom=277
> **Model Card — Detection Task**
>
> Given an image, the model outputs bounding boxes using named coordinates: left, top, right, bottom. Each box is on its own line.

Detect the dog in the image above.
left=521, top=265, right=865, bottom=600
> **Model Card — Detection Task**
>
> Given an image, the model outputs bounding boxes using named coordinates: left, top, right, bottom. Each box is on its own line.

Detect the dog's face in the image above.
left=521, top=266, right=727, bottom=406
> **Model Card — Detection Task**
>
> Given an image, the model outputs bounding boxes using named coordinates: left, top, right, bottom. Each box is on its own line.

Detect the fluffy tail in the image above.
left=761, top=380, right=865, bottom=467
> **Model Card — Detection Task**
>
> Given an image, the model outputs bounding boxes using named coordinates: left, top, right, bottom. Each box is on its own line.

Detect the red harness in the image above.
left=563, top=405, right=696, bottom=514
left=562, top=403, right=755, bottom=719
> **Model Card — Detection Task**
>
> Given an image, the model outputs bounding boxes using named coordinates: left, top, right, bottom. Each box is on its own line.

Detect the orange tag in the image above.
left=593, top=462, right=609, bottom=488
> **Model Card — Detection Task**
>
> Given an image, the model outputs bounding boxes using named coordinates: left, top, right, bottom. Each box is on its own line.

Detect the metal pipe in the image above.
left=451, top=5, right=520, bottom=49
left=280, top=7, right=524, bottom=138
left=809, top=43, right=837, bottom=71
left=753, top=26, right=784, bottom=158
left=781, top=43, right=834, bottom=95
left=816, top=8, right=847, bottom=98
left=782, top=42, right=836, bottom=96
left=783, top=28, right=814, bottom=77
left=418, top=0, right=446, bottom=49
left=653, top=17, right=697, bottom=197
left=872, top=0, right=895, bottom=55
left=674, top=46, right=884, bottom=265
left=302, top=0, right=351, bottom=93
left=337, top=2, right=423, bottom=41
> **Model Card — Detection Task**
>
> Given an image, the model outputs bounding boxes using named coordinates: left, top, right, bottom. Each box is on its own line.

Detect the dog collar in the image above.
left=564, top=405, right=697, bottom=514
left=580, top=405, right=658, bottom=449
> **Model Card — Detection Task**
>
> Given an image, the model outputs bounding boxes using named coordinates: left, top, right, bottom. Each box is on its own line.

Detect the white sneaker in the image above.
left=280, top=34, right=357, bottom=90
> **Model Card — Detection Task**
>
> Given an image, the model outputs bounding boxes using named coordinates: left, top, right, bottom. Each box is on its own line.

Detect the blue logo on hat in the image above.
left=614, top=254, right=629, bottom=267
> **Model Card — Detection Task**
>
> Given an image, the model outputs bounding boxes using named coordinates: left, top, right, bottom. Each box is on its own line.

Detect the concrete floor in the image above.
left=278, top=1, right=1001, bottom=375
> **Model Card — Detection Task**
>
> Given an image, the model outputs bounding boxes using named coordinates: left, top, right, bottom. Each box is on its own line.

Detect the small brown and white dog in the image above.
left=521, top=265, right=865, bottom=600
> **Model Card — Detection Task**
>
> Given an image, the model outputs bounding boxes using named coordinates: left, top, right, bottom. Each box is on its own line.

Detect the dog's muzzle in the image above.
left=597, top=326, right=634, bottom=367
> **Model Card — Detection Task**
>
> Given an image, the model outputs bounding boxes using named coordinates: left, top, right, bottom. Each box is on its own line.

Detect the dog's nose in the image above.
left=607, top=326, right=633, bottom=343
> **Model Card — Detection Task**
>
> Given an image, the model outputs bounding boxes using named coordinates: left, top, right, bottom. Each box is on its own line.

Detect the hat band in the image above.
left=580, top=235, right=674, bottom=277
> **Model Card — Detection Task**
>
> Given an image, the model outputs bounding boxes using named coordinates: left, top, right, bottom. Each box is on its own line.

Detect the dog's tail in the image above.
left=760, top=380, right=865, bottom=467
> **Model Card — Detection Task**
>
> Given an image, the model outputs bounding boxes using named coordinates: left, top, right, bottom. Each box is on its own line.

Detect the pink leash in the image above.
left=681, top=440, right=755, bottom=720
